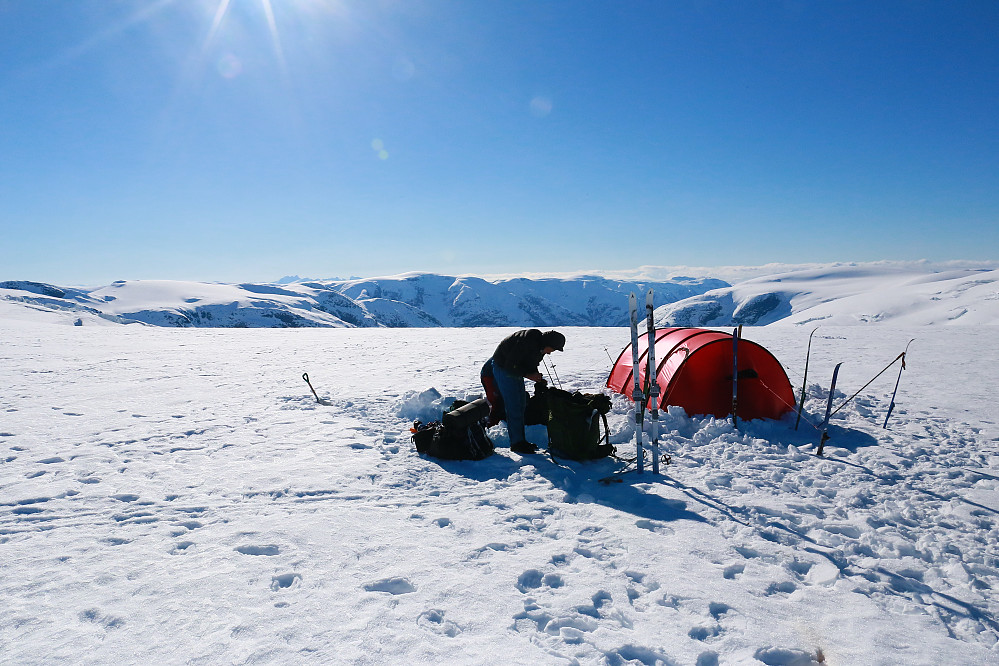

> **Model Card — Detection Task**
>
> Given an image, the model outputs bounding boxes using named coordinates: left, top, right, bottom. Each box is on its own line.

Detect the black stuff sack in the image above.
left=524, top=384, right=549, bottom=426
left=541, top=387, right=614, bottom=461
left=412, top=400, right=494, bottom=461
left=442, top=398, right=490, bottom=431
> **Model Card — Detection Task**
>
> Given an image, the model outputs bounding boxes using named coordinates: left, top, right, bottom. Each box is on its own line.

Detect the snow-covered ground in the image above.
left=2, top=311, right=997, bottom=664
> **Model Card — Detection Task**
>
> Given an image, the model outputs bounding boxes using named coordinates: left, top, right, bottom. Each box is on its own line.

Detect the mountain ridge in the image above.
left=2, top=263, right=997, bottom=328
left=0, top=274, right=726, bottom=328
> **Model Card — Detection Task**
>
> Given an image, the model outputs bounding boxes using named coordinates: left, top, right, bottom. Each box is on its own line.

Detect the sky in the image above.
left=1, top=0, right=997, bottom=285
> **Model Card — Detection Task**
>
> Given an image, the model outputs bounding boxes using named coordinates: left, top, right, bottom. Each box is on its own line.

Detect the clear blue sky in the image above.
left=1, top=0, right=997, bottom=285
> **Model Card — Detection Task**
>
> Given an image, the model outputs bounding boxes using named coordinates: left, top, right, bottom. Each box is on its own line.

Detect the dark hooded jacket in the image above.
left=491, top=329, right=546, bottom=378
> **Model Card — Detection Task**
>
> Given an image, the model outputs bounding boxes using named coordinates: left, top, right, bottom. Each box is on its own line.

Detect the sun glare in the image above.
left=200, top=0, right=351, bottom=66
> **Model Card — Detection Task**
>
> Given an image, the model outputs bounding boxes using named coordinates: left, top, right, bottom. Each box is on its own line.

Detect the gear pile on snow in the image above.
left=411, top=398, right=494, bottom=460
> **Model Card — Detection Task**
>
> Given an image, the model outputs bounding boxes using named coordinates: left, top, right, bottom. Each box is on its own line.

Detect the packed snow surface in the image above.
left=1, top=315, right=997, bottom=664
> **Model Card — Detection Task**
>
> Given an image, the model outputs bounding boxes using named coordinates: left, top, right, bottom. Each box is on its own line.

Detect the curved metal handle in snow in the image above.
left=302, top=372, right=321, bottom=403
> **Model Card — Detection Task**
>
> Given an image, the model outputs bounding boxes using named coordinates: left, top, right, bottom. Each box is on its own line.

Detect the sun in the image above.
left=202, top=0, right=285, bottom=73
left=195, top=0, right=351, bottom=80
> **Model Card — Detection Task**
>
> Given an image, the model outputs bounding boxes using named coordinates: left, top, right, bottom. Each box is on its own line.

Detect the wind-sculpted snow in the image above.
left=1, top=321, right=996, bottom=664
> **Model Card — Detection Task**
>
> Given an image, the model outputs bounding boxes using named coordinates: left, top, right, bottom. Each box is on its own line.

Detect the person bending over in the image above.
left=480, top=329, right=565, bottom=454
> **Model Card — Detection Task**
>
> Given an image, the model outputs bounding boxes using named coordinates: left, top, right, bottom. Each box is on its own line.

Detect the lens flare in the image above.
left=216, top=53, right=242, bottom=78
left=530, top=96, right=553, bottom=118
left=392, top=57, right=415, bottom=81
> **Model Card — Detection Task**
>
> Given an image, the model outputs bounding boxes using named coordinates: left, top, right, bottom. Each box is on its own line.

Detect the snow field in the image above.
left=1, top=321, right=997, bottom=664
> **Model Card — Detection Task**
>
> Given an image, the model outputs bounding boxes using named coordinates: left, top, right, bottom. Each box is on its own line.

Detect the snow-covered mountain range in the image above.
left=0, top=274, right=725, bottom=328
left=656, top=264, right=999, bottom=327
left=2, top=262, right=997, bottom=328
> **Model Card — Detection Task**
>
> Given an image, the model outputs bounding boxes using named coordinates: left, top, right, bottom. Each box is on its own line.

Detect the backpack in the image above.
left=411, top=398, right=494, bottom=461
left=536, top=387, right=614, bottom=461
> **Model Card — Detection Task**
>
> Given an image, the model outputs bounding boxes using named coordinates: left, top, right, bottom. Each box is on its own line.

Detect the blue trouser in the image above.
left=490, top=359, right=527, bottom=445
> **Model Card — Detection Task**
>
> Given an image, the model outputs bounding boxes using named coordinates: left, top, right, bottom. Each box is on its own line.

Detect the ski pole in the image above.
left=883, top=339, right=914, bottom=429
left=302, top=372, right=321, bottom=403
left=827, top=348, right=909, bottom=420
left=543, top=358, right=562, bottom=389
left=549, top=359, right=563, bottom=389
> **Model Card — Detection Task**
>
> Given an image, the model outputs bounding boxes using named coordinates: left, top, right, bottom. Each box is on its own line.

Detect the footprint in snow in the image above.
left=708, top=602, right=731, bottom=620
left=723, top=564, right=745, bottom=579
left=171, top=541, right=195, bottom=555
left=754, top=646, right=824, bottom=666
left=516, top=569, right=544, bottom=592
left=635, top=519, right=674, bottom=535
left=576, top=590, right=612, bottom=618
left=78, top=608, right=125, bottom=630
left=603, top=645, right=670, bottom=665
left=688, top=624, right=722, bottom=641
left=624, top=570, right=660, bottom=607
left=417, top=609, right=462, bottom=637
left=271, top=573, right=302, bottom=591
left=470, top=542, right=522, bottom=559
left=235, top=544, right=280, bottom=556
left=514, top=569, right=566, bottom=593
left=765, top=581, right=797, bottom=596
left=696, top=651, right=720, bottom=666
left=804, top=559, right=841, bottom=586
left=543, top=573, right=564, bottom=588
left=363, top=577, right=415, bottom=595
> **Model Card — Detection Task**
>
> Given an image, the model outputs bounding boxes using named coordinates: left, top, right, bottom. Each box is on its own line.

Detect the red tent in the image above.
left=606, top=327, right=794, bottom=421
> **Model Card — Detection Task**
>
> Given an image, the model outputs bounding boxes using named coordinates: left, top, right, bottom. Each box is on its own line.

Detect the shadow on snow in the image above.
left=427, top=451, right=708, bottom=526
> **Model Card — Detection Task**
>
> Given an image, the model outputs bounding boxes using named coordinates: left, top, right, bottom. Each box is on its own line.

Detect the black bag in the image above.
left=540, top=387, right=614, bottom=461
left=524, top=386, right=549, bottom=426
left=442, top=398, right=491, bottom=430
left=412, top=399, right=494, bottom=461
